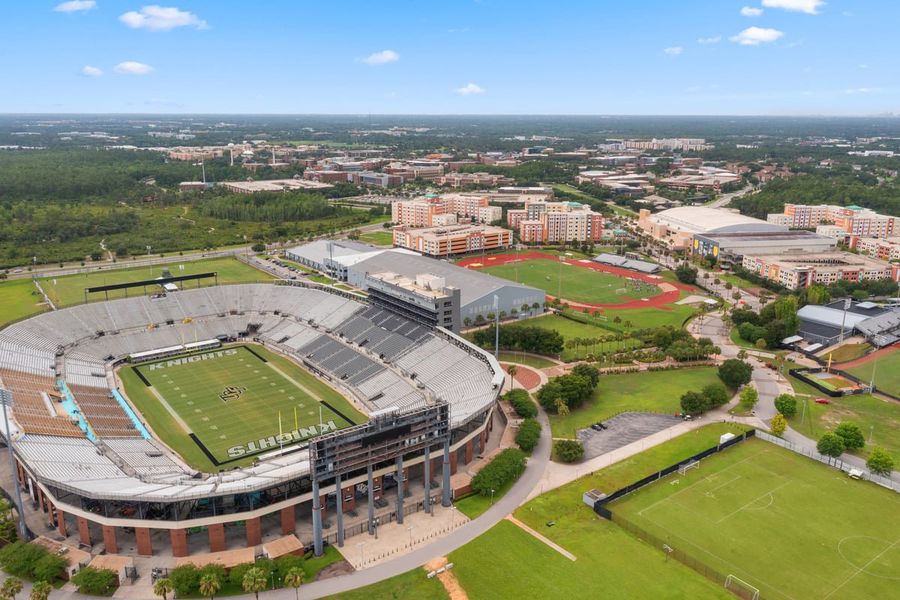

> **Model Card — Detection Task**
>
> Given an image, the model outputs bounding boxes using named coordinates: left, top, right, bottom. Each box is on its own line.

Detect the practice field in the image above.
left=0, top=279, right=48, bottom=328
left=845, top=347, right=900, bottom=398
left=121, top=345, right=366, bottom=471
left=611, top=438, right=900, bottom=600
left=478, top=258, right=661, bottom=305
left=40, top=257, right=273, bottom=307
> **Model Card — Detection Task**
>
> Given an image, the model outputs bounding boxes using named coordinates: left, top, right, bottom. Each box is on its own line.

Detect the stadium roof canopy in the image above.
left=593, top=253, right=660, bottom=274
left=797, top=304, right=871, bottom=329
left=650, top=206, right=783, bottom=235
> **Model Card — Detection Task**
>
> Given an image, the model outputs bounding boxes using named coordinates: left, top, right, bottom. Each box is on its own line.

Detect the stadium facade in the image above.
left=0, top=281, right=503, bottom=558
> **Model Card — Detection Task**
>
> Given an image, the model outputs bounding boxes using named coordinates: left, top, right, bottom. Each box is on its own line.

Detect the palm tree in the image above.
left=242, top=567, right=268, bottom=600
left=29, top=581, right=52, bottom=600
left=199, top=574, right=221, bottom=600
left=153, top=578, right=174, bottom=600
left=282, top=567, right=305, bottom=600
left=554, top=398, right=569, bottom=416
left=2, top=578, right=22, bottom=600
left=507, top=364, right=518, bottom=390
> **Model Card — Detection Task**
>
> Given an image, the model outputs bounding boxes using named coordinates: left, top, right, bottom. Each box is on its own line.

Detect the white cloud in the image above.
left=455, top=83, right=485, bottom=96
left=362, top=49, right=399, bottom=66
left=697, top=35, right=722, bottom=44
left=730, top=27, right=784, bottom=45
left=858, top=63, right=869, bottom=69
left=663, top=46, right=683, bottom=56
left=54, top=0, right=96, bottom=13
left=114, top=61, right=154, bottom=75
left=81, top=65, right=103, bottom=77
left=740, top=6, right=764, bottom=16
left=761, top=0, right=824, bottom=15
left=845, top=87, right=878, bottom=94
left=119, top=5, right=208, bottom=31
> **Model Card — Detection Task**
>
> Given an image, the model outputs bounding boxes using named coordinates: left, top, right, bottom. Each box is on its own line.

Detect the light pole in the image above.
left=0, top=389, right=28, bottom=541
left=490, top=488, right=495, bottom=506
left=356, top=541, right=365, bottom=565
left=407, top=524, right=414, bottom=547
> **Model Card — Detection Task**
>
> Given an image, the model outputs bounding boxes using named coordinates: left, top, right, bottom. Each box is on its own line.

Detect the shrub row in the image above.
left=471, top=448, right=527, bottom=496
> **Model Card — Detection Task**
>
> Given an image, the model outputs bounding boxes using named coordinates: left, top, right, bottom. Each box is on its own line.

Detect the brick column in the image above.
left=465, top=440, right=473, bottom=464
left=402, top=468, right=410, bottom=493
left=372, top=475, right=383, bottom=501
left=450, top=449, right=458, bottom=474
left=208, top=523, right=225, bottom=552
left=280, top=506, right=296, bottom=535
left=77, top=517, right=91, bottom=546
left=102, top=525, right=118, bottom=554
left=15, top=462, right=24, bottom=486
left=56, top=508, right=67, bottom=537
left=246, top=517, right=261, bottom=547
left=171, top=529, right=188, bottom=558
left=341, top=486, right=356, bottom=512
left=135, top=527, right=152, bottom=556
left=320, top=493, right=329, bottom=522
left=37, top=488, right=47, bottom=513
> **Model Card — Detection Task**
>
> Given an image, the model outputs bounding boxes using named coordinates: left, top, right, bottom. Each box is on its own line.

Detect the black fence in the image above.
left=591, top=430, right=758, bottom=598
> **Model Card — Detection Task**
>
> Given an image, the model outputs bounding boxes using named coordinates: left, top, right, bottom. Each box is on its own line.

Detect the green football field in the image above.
left=611, top=438, right=900, bottom=600
left=122, top=345, right=366, bottom=470
left=479, top=258, right=660, bottom=304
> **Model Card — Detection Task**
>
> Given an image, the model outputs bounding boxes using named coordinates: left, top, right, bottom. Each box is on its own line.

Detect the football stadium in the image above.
left=0, top=277, right=502, bottom=558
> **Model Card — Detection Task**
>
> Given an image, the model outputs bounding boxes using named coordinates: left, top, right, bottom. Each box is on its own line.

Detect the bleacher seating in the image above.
left=0, top=369, right=82, bottom=437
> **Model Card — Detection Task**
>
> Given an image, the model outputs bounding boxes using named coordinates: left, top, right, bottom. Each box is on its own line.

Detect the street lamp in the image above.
left=356, top=541, right=365, bottom=565
left=0, top=389, right=28, bottom=541
left=407, top=524, right=414, bottom=547
left=490, top=488, right=495, bottom=506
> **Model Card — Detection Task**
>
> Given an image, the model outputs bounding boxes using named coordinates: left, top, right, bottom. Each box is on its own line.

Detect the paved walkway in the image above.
left=504, top=515, right=576, bottom=561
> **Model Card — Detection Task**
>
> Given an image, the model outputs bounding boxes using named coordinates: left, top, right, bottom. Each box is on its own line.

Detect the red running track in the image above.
left=458, top=251, right=693, bottom=312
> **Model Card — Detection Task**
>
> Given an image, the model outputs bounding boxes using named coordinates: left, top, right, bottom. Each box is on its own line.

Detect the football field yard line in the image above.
left=637, top=449, right=769, bottom=516
left=145, top=382, right=193, bottom=433
left=715, top=481, right=790, bottom=524
left=822, top=538, right=900, bottom=600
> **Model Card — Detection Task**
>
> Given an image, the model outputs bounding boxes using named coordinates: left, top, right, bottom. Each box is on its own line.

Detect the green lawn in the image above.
left=846, top=349, right=900, bottom=397
left=490, top=315, right=642, bottom=362
left=602, top=301, right=698, bottom=331
left=120, top=345, right=365, bottom=471
left=446, top=424, right=746, bottom=600
left=719, top=272, right=758, bottom=290
left=612, top=438, right=900, bottom=600
left=827, top=342, right=872, bottom=364
left=357, top=231, right=394, bottom=246
left=40, top=257, right=273, bottom=307
left=0, top=278, right=47, bottom=327
left=480, top=258, right=660, bottom=305
left=325, top=568, right=448, bottom=600
left=550, top=367, right=722, bottom=438
left=497, top=351, right=557, bottom=369
left=455, top=476, right=517, bottom=519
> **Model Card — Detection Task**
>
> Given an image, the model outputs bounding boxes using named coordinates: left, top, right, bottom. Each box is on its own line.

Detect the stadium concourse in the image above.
left=0, top=282, right=503, bottom=559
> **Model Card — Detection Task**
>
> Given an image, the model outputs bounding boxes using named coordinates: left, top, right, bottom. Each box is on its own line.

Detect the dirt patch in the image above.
left=315, top=559, right=355, bottom=580
left=424, top=556, right=468, bottom=600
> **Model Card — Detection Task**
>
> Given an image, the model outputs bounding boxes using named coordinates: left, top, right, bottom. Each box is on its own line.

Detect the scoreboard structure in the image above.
left=308, top=402, right=452, bottom=554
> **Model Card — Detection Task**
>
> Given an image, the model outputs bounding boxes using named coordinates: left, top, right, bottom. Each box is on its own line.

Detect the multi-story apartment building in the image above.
left=437, top=172, right=514, bottom=188
left=505, top=200, right=603, bottom=243
left=740, top=252, right=900, bottom=290
left=391, top=194, right=499, bottom=227
left=624, top=138, right=709, bottom=152
left=769, top=204, right=900, bottom=238
left=383, top=162, right=445, bottom=181
left=849, top=236, right=900, bottom=262
left=392, top=224, right=512, bottom=257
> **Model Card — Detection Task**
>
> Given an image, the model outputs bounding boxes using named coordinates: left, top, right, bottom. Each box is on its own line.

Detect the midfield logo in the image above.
left=219, top=385, right=246, bottom=402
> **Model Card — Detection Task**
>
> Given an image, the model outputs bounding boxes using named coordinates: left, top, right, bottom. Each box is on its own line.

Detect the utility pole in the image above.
left=493, top=294, right=500, bottom=360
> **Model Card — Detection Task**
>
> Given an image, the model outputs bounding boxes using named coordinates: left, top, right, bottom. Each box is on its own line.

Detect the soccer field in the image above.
left=480, top=258, right=660, bottom=305
left=122, top=345, right=366, bottom=470
left=611, top=438, right=900, bottom=600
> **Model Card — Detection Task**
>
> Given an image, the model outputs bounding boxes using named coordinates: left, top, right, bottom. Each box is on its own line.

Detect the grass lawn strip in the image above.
left=0, top=278, right=48, bottom=327
left=549, top=367, right=721, bottom=438
left=846, top=348, right=900, bottom=398
left=612, top=438, right=900, bottom=600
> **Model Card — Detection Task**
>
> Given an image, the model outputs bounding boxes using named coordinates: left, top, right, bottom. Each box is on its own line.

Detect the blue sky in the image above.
left=1, top=0, right=897, bottom=115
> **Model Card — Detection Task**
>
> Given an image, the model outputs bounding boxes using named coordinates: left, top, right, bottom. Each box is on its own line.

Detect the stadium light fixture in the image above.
left=0, top=389, right=29, bottom=541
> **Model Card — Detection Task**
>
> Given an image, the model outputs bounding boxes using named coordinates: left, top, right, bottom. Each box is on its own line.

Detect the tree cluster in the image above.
left=718, top=359, right=753, bottom=389
left=679, top=382, right=731, bottom=415
left=504, top=389, right=537, bottom=418
left=0, top=541, right=68, bottom=583
left=471, top=448, right=528, bottom=496
left=472, top=325, right=565, bottom=356
left=675, top=263, right=698, bottom=284
left=515, top=418, right=542, bottom=453
left=732, top=295, right=799, bottom=349
left=554, top=439, right=585, bottom=463
left=72, top=567, right=118, bottom=595
left=536, top=364, right=600, bottom=414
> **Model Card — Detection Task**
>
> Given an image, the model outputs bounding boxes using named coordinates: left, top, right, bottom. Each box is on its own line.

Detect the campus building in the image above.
left=740, top=252, right=900, bottom=290
left=638, top=207, right=782, bottom=251
left=506, top=200, right=604, bottom=243
left=392, top=224, right=512, bottom=257
left=768, top=204, right=900, bottom=239
left=391, top=195, right=502, bottom=227
left=691, top=230, right=836, bottom=267
left=849, top=236, right=900, bottom=262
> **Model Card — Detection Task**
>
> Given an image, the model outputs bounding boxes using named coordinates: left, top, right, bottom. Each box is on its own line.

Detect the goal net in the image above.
left=615, top=288, right=628, bottom=295
left=725, top=575, right=760, bottom=600
left=678, top=460, right=700, bottom=475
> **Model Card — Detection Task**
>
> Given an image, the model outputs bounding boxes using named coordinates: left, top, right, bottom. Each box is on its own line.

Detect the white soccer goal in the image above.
left=725, top=575, right=760, bottom=600
left=677, top=460, right=700, bottom=475
left=615, top=288, right=628, bottom=295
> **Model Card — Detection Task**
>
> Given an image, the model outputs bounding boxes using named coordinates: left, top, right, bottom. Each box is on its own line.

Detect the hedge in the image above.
left=471, top=448, right=527, bottom=496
